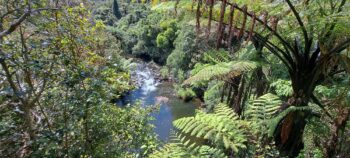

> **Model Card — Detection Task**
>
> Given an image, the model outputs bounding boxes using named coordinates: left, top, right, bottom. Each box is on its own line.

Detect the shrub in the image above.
left=177, top=86, right=196, bottom=102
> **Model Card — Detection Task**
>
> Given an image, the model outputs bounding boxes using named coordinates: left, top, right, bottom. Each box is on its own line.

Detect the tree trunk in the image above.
left=275, top=110, right=307, bottom=157
left=324, top=108, right=349, bottom=157
left=229, top=76, right=241, bottom=108
left=216, top=0, right=226, bottom=49
left=275, top=79, right=314, bottom=157
left=273, top=60, right=322, bottom=156
left=22, top=106, right=35, bottom=140
left=233, top=75, right=245, bottom=115
left=255, top=68, right=266, bottom=97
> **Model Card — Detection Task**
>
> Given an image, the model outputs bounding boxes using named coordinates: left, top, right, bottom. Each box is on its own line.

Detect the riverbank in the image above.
left=115, top=59, right=201, bottom=141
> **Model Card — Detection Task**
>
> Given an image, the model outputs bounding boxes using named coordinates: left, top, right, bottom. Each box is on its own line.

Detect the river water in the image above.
left=116, top=62, right=198, bottom=141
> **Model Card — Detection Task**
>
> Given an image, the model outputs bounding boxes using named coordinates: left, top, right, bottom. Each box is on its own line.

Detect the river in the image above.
left=116, top=61, right=199, bottom=142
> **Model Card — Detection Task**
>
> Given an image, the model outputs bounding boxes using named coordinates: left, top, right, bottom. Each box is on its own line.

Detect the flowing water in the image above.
left=116, top=61, right=199, bottom=141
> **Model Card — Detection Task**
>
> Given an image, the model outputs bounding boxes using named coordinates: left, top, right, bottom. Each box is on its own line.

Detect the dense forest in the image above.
left=0, top=0, right=349, bottom=157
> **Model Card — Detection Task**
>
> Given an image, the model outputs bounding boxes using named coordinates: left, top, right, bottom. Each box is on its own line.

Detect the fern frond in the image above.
left=193, top=145, right=227, bottom=158
left=203, top=49, right=232, bottom=64
left=173, top=104, right=249, bottom=153
left=214, top=103, right=239, bottom=120
left=150, top=131, right=227, bottom=158
left=246, top=93, right=281, bottom=120
left=184, top=61, right=258, bottom=85
left=149, top=143, right=191, bottom=158
left=270, top=79, right=293, bottom=97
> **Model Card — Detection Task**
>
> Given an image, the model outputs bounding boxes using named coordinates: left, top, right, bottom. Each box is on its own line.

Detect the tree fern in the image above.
left=214, top=103, right=239, bottom=120
left=245, top=93, right=281, bottom=121
left=173, top=104, right=249, bottom=153
left=150, top=132, right=226, bottom=158
left=204, top=81, right=224, bottom=111
left=270, top=79, right=293, bottom=97
left=149, top=143, right=192, bottom=158
left=245, top=93, right=316, bottom=137
left=203, top=49, right=232, bottom=64
left=267, top=106, right=314, bottom=137
left=183, top=61, right=258, bottom=85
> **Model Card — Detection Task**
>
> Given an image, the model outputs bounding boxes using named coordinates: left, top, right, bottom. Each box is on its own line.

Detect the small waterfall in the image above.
left=133, top=63, right=159, bottom=95
left=116, top=61, right=160, bottom=106
left=116, top=60, right=197, bottom=142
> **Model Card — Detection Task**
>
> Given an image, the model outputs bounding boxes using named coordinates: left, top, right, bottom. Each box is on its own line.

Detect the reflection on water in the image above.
left=116, top=62, right=197, bottom=141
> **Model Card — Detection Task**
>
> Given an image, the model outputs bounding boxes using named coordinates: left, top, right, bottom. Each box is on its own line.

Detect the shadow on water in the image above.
left=115, top=61, right=199, bottom=141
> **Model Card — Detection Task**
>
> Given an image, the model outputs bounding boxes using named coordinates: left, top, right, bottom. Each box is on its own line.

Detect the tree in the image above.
left=0, top=1, right=157, bottom=157
left=189, top=0, right=350, bottom=156
left=112, top=0, right=122, bottom=19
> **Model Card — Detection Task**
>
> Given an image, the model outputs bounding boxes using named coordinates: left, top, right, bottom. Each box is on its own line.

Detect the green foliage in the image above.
left=176, top=86, right=196, bottom=102
left=156, top=19, right=178, bottom=48
left=1, top=1, right=349, bottom=157
left=173, top=104, right=249, bottom=153
left=93, top=5, right=117, bottom=25
left=184, top=61, right=258, bottom=85
left=270, top=79, right=293, bottom=97
left=160, top=66, right=170, bottom=79
left=245, top=93, right=281, bottom=137
left=296, top=117, right=328, bottom=158
left=107, top=3, right=185, bottom=64
left=150, top=133, right=226, bottom=158
left=204, top=81, right=224, bottom=111
left=246, top=93, right=281, bottom=121
left=177, top=69, right=185, bottom=83
left=202, top=49, right=232, bottom=64
left=0, top=2, right=157, bottom=157
left=267, top=106, right=314, bottom=137
left=166, top=21, right=197, bottom=70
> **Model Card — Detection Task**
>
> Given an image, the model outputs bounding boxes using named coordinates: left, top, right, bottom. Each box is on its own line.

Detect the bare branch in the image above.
left=0, top=8, right=59, bottom=39
left=0, top=12, right=30, bottom=38
left=0, top=50, right=25, bottom=104
left=330, top=38, right=350, bottom=54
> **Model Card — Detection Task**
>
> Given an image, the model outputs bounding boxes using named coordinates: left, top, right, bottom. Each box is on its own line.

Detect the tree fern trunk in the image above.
left=275, top=76, right=315, bottom=157
left=227, top=5, right=235, bottom=48
left=226, top=84, right=233, bottom=104
left=233, top=75, right=245, bottom=115
left=206, top=0, right=214, bottom=39
left=255, top=68, right=266, bottom=97
left=275, top=110, right=307, bottom=157
left=196, top=0, right=202, bottom=36
left=220, top=82, right=228, bottom=103
left=216, top=0, right=226, bottom=49
left=228, top=76, right=241, bottom=108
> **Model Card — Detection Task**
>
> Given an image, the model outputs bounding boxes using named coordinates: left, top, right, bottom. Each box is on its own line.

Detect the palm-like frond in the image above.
left=184, top=61, right=258, bottom=85
left=173, top=104, right=249, bottom=153
left=246, top=93, right=281, bottom=120
left=149, top=143, right=191, bottom=158
left=203, top=49, right=232, bottom=64
left=245, top=93, right=282, bottom=137
left=150, top=132, right=227, bottom=158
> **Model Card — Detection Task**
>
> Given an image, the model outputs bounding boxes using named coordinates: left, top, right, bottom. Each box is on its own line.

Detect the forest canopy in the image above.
left=1, top=0, right=349, bottom=158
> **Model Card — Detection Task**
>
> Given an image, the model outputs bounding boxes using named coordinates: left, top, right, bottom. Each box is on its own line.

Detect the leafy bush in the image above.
left=270, top=79, right=293, bottom=97
left=166, top=22, right=197, bottom=70
left=160, top=66, right=170, bottom=79
left=176, top=86, right=196, bottom=102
